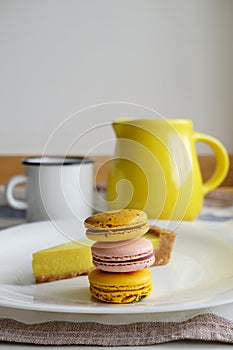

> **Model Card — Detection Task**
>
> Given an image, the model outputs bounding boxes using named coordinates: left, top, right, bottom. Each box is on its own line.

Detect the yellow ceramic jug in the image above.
left=106, top=118, right=229, bottom=220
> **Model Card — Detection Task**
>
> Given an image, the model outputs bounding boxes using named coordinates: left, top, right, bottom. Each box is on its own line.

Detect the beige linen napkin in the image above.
left=0, top=303, right=233, bottom=346
left=0, top=313, right=233, bottom=346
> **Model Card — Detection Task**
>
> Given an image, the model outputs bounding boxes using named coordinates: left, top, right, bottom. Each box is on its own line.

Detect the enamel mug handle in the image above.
left=5, top=175, right=28, bottom=210
left=193, top=132, right=229, bottom=195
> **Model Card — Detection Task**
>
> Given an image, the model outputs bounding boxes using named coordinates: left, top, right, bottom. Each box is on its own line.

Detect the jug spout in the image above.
left=112, top=118, right=133, bottom=137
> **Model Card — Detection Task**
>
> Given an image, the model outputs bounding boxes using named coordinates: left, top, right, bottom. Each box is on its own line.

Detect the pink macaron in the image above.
left=91, top=237, right=155, bottom=272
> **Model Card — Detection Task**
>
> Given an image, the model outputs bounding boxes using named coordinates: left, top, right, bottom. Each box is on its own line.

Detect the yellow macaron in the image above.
left=88, top=268, right=152, bottom=303
left=84, top=209, right=149, bottom=242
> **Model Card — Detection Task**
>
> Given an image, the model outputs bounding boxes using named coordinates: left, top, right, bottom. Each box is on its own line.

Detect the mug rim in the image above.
left=22, top=156, right=94, bottom=166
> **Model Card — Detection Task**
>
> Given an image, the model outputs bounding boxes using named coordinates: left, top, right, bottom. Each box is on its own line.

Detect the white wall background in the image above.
left=0, top=0, right=233, bottom=156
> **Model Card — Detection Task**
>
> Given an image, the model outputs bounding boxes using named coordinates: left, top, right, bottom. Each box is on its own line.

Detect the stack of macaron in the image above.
left=84, top=209, right=155, bottom=304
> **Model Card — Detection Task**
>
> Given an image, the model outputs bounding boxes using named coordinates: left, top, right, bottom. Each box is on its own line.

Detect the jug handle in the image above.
left=193, top=132, right=229, bottom=195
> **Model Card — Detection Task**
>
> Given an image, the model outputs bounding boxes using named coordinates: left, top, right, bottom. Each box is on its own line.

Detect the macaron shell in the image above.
left=92, top=237, right=153, bottom=257
left=85, top=209, right=149, bottom=242
left=84, top=209, right=148, bottom=229
left=88, top=269, right=152, bottom=304
left=91, top=237, right=155, bottom=272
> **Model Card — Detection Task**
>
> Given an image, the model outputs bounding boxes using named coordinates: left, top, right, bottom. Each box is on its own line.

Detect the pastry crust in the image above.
left=147, top=226, right=176, bottom=266
left=35, top=267, right=95, bottom=284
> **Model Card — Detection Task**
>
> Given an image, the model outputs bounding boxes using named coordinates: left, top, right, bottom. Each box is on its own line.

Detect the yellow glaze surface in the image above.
left=32, top=241, right=93, bottom=277
left=144, top=233, right=160, bottom=250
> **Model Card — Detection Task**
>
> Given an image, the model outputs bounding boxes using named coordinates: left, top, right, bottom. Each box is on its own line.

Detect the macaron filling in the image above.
left=86, top=222, right=148, bottom=234
left=93, top=251, right=154, bottom=263
left=93, top=253, right=155, bottom=265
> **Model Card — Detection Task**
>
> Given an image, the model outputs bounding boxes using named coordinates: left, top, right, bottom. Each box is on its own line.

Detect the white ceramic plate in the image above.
left=0, top=220, right=233, bottom=314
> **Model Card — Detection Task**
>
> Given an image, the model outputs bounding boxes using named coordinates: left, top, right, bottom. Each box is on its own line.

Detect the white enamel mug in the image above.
left=5, top=156, right=94, bottom=222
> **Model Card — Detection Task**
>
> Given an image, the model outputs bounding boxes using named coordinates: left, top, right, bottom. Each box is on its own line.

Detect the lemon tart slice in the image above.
left=32, top=239, right=94, bottom=283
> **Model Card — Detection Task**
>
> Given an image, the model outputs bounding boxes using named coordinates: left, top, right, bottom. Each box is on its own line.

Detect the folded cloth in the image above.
left=0, top=314, right=233, bottom=346
left=0, top=297, right=233, bottom=345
